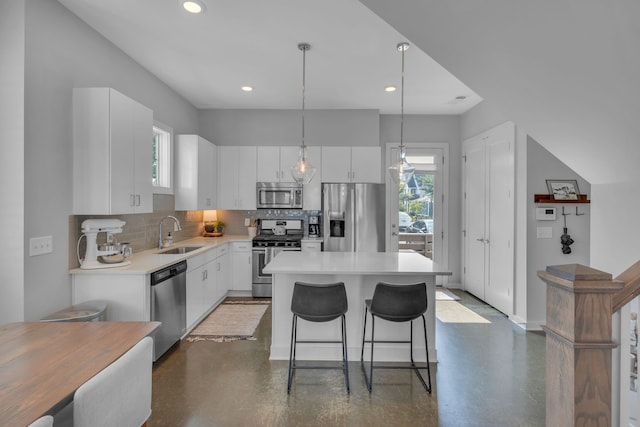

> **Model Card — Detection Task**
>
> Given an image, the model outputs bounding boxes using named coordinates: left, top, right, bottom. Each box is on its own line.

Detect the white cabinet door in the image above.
left=279, top=146, right=300, bottom=182
left=463, top=122, right=515, bottom=315
left=236, top=146, right=257, bottom=210
left=256, top=146, right=281, bottom=182
left=231, top=242, right=252, bottom=292
left=73, top=88, right=153, bottom=215
left=133, top=101, right=154, bottom=212
left=215, top=251, right=230, bottom=301
left=321, top=146, right=381, bottom=183
left=321, top=147, right=351, bottom=182
left=217, top=146, right=257, bottom=209
left=351, top=147, right=382, bottom=183
left=73, top=87, right=153, bottom=214
left=175, top=135, right=216, bottom=210
left=186, top=265, right=205, bottom=329
left=202, top=259, right=217, bottom=310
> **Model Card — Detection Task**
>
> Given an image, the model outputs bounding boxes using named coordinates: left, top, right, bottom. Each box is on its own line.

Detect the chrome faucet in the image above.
left=159, top=215, right=182, bottom=249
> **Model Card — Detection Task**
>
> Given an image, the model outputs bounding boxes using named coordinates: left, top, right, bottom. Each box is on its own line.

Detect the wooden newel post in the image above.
left=538, top=264, right=624, bottom=427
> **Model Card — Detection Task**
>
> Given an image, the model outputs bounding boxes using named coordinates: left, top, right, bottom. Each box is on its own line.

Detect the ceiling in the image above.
left=57, top=0, right=481, bottom=115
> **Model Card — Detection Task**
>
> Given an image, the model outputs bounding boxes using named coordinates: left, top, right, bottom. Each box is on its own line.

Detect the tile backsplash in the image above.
left=70, top=194, right=321, bottom=268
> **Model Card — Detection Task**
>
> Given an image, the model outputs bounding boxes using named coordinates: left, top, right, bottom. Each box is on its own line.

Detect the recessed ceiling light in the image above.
left=181, top=0, right=205, bottom=14
left=385, top=85, right=397, bottom=92
left=241, top=86, right=254, bottom=92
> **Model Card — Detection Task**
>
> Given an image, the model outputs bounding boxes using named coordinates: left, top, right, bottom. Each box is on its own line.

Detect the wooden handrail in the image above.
left=538, top=264, right=623, bottom=427
left=611, top=260, right=640, bottom=313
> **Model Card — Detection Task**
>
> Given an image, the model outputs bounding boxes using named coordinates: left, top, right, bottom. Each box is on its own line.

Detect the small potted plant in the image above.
left=211, top=220, right=225, bottom=235
left=203, top=219, right=225, bottom=237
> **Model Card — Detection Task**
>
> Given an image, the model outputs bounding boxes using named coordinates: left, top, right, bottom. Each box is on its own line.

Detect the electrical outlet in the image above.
left=244, top=218, right=250, bottom=226
left=30, top=236, right=53, bottom=256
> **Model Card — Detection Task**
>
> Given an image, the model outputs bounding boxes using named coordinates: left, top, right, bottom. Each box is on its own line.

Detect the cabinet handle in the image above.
left=136, top=195, right=141, bottom=206
left=130, top=194, right=135, bottom=206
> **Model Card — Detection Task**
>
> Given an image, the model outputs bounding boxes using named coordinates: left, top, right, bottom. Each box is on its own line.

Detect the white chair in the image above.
left=28, top=415, right=54, bottom=427
left=71, top=336, right=153, bottom=427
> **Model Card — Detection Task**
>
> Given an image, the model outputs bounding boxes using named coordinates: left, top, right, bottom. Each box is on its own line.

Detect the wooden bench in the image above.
left=398, top=233, right=433, bottom=259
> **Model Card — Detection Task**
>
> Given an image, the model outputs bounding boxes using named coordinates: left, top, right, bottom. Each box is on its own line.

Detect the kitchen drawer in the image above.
left=187, top=252, right=208, bottom=271
left=213, top=243, right=228, bottom=258
left=301, top=241, right=322, bottom=252
left=232, top=241, right=251, bottom=251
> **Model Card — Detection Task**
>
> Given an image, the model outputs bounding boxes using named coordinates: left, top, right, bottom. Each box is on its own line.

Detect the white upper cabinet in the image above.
left=256, top=146, right=300, bottom=182
left=217, top=146, right=257, bottom=210
left=73, top=87, right=153, bottom=214
left=321, top=146, right=381, bottom=183
left=175, top=135, right=217, bottom=210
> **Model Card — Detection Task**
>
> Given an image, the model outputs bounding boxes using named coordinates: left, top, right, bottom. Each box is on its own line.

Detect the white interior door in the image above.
left=463, top=122, right=515, bottom=315
left=485, top=131, right=514, bottom=315
left=463, top=140, right=486, bottom=299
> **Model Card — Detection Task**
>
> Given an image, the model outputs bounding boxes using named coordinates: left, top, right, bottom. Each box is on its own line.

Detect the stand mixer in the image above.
left=77, top=219, right=132, bottom=269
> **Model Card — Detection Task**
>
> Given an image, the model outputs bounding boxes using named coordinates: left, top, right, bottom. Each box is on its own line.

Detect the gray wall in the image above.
left=461, top=100, right=590, bottom=328
left=18, top=0, right=199, bottom=322
left=0, top=0, right=26, bottom=323
left=199, top=109, right=380, bottom=146
left=526, top=137, right=590, bottom=328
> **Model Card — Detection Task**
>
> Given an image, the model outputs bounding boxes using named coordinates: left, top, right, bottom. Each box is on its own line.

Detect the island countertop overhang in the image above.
left=263, top=251, right=452, bottom=276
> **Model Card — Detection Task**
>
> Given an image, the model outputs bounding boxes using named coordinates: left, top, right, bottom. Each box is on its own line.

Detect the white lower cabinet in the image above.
left=231, top=241, right=252, bottom=292
left=186, top=245, right=229, bottom=330
left=72, top=274, right=149, bottom=321
left=71, top=242, right=239, bottom=333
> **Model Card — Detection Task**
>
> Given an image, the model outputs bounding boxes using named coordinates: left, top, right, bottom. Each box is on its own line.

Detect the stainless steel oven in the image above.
left=251, top=219, right=303, bottom=297
left=252, top=247, right=300, bottom=297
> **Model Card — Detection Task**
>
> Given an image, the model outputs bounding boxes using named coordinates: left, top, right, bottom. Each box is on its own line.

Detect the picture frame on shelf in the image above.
left=546, top=179, right=580, bottom=200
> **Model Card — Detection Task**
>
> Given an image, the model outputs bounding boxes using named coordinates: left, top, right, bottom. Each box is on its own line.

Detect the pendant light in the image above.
left=291, top=42, right=317, bottom=184
left=387, top=42, right=415, bottom=185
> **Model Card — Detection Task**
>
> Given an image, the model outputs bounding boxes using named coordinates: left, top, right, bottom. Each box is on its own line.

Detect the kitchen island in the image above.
left=263, top=251, right=451, bottom=362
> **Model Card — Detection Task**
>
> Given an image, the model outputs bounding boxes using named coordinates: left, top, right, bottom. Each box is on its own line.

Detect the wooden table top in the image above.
left=0, top=321, right=160, bottom=427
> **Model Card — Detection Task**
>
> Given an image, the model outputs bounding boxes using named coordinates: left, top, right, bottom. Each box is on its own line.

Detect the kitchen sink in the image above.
left=158, top=246, right=203, bottom=255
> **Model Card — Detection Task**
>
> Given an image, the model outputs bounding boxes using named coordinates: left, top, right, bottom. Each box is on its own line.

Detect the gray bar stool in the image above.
left=360, top=282, right=432, bottom=393
left=288, top=281, right=350, bottom=394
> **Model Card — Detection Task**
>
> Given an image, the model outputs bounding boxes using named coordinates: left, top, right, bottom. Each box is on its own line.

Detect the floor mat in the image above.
left=186, top=302, right=269, bottom=342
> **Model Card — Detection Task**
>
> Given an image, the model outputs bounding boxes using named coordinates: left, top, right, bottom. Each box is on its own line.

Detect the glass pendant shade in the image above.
left=387, top=41, right=414, bottom=185
left=291, top=146, right=317, bottom=184
left=290, top=42, right=316, bottom=184
left=388, top=148, right=415, bottom=184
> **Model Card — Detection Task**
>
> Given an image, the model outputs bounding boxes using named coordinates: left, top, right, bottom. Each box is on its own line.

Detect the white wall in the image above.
left=18, top=0, right=199, bottom=321
left=590, top=183, right=640, bottom=276
left=0, top=0, right=26, bottom=324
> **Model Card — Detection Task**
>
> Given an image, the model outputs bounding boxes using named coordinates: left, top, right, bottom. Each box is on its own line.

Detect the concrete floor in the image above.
left=148, top=290, right=546, bottom=427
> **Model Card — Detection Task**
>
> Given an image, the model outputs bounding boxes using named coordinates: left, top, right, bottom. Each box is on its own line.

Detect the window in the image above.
left=152, top=122, right=173, bottom=194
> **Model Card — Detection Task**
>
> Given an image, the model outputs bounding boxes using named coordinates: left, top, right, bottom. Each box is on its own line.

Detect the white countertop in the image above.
left=70, top=235, right=252, bottom=275
left=263, top=251, right=452, bottom=276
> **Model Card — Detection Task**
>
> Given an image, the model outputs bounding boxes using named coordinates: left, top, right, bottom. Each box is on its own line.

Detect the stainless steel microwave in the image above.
left=256, top=182, right=303, bottom=209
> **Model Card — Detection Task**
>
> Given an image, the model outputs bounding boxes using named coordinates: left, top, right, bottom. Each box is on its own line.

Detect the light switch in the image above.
left=30, top=236, right=53, bottom=256
left=536, top=227, right=552, bottom=239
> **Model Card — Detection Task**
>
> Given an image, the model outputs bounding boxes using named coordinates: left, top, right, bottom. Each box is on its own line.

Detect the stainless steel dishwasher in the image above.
left=151, top=260, right=187, bottom=361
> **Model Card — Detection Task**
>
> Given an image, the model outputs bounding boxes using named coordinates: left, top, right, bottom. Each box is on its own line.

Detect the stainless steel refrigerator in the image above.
left=322, top=183, right=385, bottom=252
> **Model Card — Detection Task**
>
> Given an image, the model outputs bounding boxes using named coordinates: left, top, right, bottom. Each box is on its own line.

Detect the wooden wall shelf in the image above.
left=534, top=194, right=590, bottom=204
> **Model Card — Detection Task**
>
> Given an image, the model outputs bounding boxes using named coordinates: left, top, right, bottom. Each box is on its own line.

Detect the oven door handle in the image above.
left=265, top=247, right=274, bottom=265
